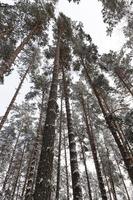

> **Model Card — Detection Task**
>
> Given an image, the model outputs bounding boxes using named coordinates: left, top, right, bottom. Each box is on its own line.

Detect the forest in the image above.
left=0, top=0, right=133, bottom=199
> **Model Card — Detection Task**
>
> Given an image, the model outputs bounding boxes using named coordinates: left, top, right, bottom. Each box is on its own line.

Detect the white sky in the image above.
left=0, top=0, right=126, bottom=116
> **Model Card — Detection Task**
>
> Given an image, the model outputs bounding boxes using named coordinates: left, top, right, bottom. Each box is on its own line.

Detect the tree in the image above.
left=62, top=67, right=83, bottom=200
left=33, top=14, right=61, bottom=200
left=0, top=1, right=55, bottom=82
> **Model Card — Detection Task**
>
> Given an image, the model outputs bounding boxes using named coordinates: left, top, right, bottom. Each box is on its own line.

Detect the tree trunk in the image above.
left=106, top=148, right=118, bottom=200
left=114, top=154, right=131, bottom=200
left=34, top=36, right=60, bottom=200
left=83, top=63, right=133, bottom=184
left=0, top=24, right=38, bottom=81
left=98, top=151, right=113, bottom=200
left=55, top=94, right=63, bottom=200
left=11, top=141, right=27, bottom=200
left=114, top=68, right=133, bottom=97
left=2, top=131, right=21, bottom=194
left=62, top=67, right=83, bottom=200
left=24, top=90, right=45, bottom=200
left=21, top=150, right=34, bottom=199
left=63, top=132, right=70, bottom=200
left=79, top=138, right=93, bottom=200
left=80, top=95, right=108, bottom=200
left=0, top=64, right=31, bottom=131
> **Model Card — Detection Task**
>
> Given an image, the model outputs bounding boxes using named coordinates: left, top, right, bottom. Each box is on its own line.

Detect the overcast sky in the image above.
left=0, top=0, right=126, bottom=116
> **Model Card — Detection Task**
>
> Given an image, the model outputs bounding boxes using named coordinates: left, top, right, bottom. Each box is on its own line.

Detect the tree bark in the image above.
left=98, top=151, right=113, bottom=200
left=79, top=137, right=93, bottom=200
left=80, top=95, right=108, bottom=200
left=62, top=67, right=83, bottom=200
left=34, top=36, right=60, bottom=200
left=0, top=64, right=31, bottom=131
left=106, top=148, right=118, bottom=200
left=24, top=90, right=45, bottom=200
left=55, top=94, right=63, bottom=200
left=21, top=150, right=35, bottom=198
left=63, top=132, right=70, bottom=200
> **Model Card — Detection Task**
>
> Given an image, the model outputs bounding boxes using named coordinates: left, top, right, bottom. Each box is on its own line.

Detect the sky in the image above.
left=0, top=0, right=126, bottom=116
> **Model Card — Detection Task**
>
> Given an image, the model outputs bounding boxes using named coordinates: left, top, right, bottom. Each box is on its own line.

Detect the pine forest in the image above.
left=0, top=0, right=133, bottom=199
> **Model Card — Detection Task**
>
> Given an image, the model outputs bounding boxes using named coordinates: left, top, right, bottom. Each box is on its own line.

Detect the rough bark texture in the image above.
left=55, top=95, right=63, bottom=200
left=21, top=151, right=34, bottom=198
left=34, top=36, right=60, bottom=200
left=62, top=67, right=83, bottom=200
left=80, top=95, right=108, bottom=200
left=24, top=90, right=45, bottom=200
left=0, top=64, right=31, bottom=131
left=63, top=132, right=70, bottom=200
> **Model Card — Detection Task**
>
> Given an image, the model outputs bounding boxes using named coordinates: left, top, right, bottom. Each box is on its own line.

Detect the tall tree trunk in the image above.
left=21, top=150, right=34, bottom=199
left=55, top=94, right=63, bottom=200
left=0, top=64, right=31, bottom=131
left=62, top=67, right=83, bottom=200
left=83, top=62, right=133, bottom=184
left=98, top=151, right=113, bottom=200
left=79, top=137, right=93, bottom=200
left=80, top=94, right=108, bottom=200
left=34, top=36, right=60, bottom=200
left=11, top=141, right=27, bottom=200
left=106, top=148, right=118, bottom=200
left=113, top=153, right=131, bottom=200
left=0, top=24, right=39, bottom=81
left=63, top=132, right=70, bottom=200
left=2, top=131, right=21, bottom=194
left=100, top=91, right=133, bottom=155
left=24, top=89, right=45, bottom=200
left=114, top=68, right=133, bottom=97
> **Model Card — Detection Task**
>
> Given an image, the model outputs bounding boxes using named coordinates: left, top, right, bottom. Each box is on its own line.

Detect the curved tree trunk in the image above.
left=34, top=36, right=60, bottom=200
left=24, top=89, right=45, bottom=200
left=0, top=64, right=31, bottom=131
left=0, top=24, right=38, bottom=82
left=62, top=67, right=83, bottom=200
left=55, top=94, right=63, bottom=200
left=80, top=94, right=108, bottom=200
